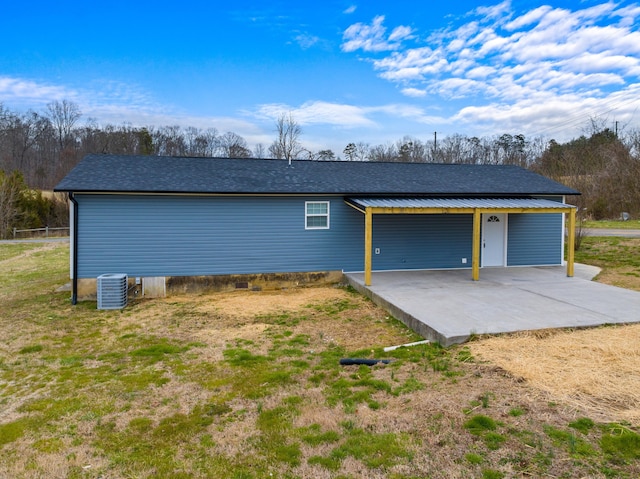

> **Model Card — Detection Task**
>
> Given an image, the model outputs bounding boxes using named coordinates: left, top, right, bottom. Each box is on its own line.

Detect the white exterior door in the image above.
left=482, top=213, right=506, bottom=267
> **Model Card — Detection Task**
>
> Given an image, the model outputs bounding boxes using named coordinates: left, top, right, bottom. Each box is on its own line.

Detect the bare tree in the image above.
left=46, top=100, right=81, bottom=151
left=184, top=127, right=219, bottom=157
left=220, top=131, right=252, bottom=158
left=269, top=113, right=303, bottom=163
left=368, top=143, right=398, bottom=162
left=0, top=170, right=23, bottom=238
left=354, top=142, right=370, bottom=161
left=624, top=127, right=640, bottom=158
left=0, top=110, right=50, bottom=172
left=253, top=143, right=266, bottom=158
left=437, top=134, right=465, bottom=164
left=152, top=125, right=187, bottom=156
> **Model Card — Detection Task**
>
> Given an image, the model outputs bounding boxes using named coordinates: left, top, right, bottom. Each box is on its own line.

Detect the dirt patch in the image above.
left=195, top=287, right=346, bottom=318
left=127, top=287, right=416, bottom=352
left=469, top=324, right=640, bottom=424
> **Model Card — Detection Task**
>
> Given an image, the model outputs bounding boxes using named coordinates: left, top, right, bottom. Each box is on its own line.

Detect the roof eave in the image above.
left=53, top=189, right=580, bottom=196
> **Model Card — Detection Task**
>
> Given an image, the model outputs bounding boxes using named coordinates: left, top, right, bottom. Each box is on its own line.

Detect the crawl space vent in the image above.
left=97, top=273, right=128, bottom=310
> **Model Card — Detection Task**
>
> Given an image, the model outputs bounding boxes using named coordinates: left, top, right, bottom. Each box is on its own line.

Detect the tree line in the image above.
left=1, top=100, right=639, bottom=237
left=533, top=127, right=640, bottom=220
left=0, top=101, right=564, bottom=188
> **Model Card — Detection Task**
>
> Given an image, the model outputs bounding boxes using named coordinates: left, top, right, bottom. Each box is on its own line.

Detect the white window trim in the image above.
left=305, top=201, right=330, bottom=230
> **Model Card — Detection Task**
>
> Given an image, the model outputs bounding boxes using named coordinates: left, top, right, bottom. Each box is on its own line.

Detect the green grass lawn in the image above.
left=583, top=219, right=640, bottom=229
left=574, top=236, right=640, bottom=291
left=1, top=242, right=639, bottom=479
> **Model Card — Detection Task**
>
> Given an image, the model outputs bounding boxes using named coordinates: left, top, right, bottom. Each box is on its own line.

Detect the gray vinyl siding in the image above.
left=76, top=195, right=364, bottom=278
left=371, top=215, right=473, bottom=270
left=507, top=213, right=563, bottom=266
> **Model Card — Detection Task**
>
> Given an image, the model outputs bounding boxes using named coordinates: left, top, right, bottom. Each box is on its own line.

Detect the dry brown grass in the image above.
left=596, top=266, right=640, bottom=291
left=469, top=324, right=640, bottom=424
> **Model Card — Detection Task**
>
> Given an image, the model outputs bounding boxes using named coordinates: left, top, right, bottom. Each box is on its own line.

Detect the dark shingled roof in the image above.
left=54, top=154, right=580, bottom=196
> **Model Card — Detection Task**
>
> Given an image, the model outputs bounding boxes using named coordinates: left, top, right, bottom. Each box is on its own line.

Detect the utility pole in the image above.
left=433, top=131, right=437, bottom=162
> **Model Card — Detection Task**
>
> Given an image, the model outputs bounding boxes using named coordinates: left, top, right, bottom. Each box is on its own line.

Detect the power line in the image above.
left=529, top=95, right=640, bottom=139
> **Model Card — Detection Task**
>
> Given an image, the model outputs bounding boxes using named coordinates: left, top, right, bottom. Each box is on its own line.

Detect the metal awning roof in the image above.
left=346, top=197, right=575, bottom=210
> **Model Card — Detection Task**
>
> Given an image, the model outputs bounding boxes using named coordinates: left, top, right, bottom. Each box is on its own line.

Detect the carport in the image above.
left=345, top=198, right=577, bottom=286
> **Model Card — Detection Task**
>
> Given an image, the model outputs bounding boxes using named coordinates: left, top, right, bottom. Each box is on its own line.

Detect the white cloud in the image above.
left=343, top=5, right=357, bottom=14
left=339, top=1, right=640, bottom=140
left=451, top=83, right=640, bottom=138
left=439, top=21, right=480, bottom=50
left=436, top=78, right=485, bottom=99
left=466, top=66, right=495, bottom=79
left=476, top=32, right=510, bottom=55
left=402, top=87, right=427, bottom=97
left=473, top=0, right=511, bottom=20
left=388, top=25, right=414, bottom=42
left=615, top=4, right=640, bottom=26
left=294, top=32, right=320, bottom=49
left=373, top=47, right=448, bottom=81
left=561, top=52, right=640, bottom=75
left=575, top=1, right=617, bottom=22
left=370, top=103, right=426, bottom=119
left=0, top=76, right=172, bottom=125
left=254, top=100, right=434, bottom=130
left=0, top=76, right=77, bottom=105
left=341, top=15, right=413, bottom=52
left=346, top=2, right=640, bottom=132
left=505, top=5, right=552, bottom=30
left=256, top=101, right=377, bottom=127
left=0, top=75, right=261, bottom=139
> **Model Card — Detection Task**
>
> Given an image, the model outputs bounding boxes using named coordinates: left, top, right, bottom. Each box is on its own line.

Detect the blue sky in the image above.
left=1, top=0, right=639, bottom=155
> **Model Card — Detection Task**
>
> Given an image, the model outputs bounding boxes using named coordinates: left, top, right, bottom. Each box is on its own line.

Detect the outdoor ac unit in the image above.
left=97, top=273, right=128, bottom=310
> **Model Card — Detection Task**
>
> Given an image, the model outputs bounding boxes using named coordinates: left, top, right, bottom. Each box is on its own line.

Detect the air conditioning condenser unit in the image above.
left=97, top=273, right=127, bottom=310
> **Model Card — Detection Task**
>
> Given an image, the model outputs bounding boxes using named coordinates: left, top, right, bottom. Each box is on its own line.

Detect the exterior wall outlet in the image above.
left=135, top=277, right=141, bottom=285
left=461, top=258, right=467, bottom=264
left=375, top=248, right=381, bottom=254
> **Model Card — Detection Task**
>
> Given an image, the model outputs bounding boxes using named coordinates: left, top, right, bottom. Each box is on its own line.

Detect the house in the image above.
left=54, top=154, right=579, bottom=303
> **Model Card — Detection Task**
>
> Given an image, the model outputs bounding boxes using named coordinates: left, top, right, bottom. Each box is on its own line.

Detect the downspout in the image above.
left=69, top=192, right=78, bottom=305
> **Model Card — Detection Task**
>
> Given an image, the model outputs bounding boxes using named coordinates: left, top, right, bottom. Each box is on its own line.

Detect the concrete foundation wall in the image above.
left=75, top=270, right=343, bottom=301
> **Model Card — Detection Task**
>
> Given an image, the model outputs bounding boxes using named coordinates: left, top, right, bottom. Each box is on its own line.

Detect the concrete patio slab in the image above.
left=345, top=264, right=640, bottom=346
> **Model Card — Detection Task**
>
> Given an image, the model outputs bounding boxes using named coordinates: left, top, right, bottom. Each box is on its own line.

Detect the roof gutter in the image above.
left=69, top=192, right=78, bottom=305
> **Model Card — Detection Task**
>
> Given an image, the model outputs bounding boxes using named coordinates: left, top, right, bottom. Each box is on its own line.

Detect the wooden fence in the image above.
left=12, top=226, right=70, bottom=239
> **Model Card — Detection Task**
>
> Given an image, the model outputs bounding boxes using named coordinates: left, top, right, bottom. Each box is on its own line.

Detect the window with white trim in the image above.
left=305, top=201, right=330, bottom=229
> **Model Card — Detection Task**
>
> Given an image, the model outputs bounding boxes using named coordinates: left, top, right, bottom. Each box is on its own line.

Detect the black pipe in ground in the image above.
left=339, top=358, right=391, bottom=366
